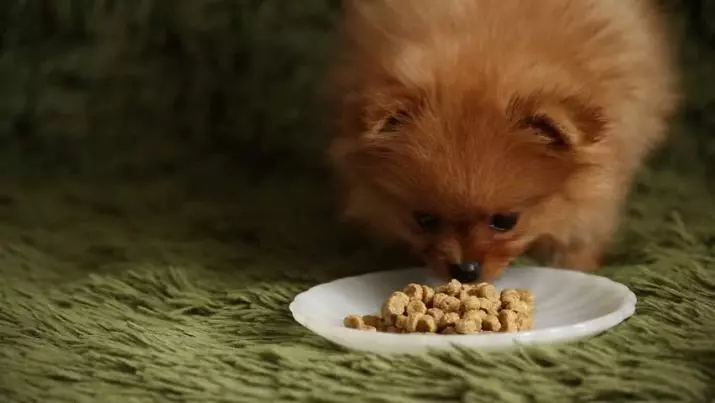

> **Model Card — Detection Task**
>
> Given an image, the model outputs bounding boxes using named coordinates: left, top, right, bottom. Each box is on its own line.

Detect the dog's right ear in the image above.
left=358, top=80, right=420, bottom=140
left=367, top=109, right=411, bottom=137
left=510, top=94, right=606, bottom=150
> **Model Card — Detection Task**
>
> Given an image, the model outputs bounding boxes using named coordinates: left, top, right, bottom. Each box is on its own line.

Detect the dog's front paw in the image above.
left=549, top=242, right=604, bottom=272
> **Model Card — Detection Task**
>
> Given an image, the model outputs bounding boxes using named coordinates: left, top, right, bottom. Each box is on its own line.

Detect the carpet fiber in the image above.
left=1, top=171, right=714, bottom=402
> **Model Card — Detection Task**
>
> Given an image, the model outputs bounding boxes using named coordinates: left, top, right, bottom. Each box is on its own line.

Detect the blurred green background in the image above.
left=0, top=0, right=712, bottom=182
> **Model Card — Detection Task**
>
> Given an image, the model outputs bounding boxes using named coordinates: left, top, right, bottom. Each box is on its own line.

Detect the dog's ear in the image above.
left=359, top=82, right=422, bottom=140
left=364, top=107, right=412, bottom=138
left=512, top=95, right=607, bottom=149
left=559, top=96, right=608, bottom=145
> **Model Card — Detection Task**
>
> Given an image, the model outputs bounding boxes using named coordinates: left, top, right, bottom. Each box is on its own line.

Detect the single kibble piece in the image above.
left=437, top=295, right=462, bottom=312
left=517, top=288, right=534, bottom=304
left=447, top=279, right=462, bottom=295
left=498, top=310, right=519, bottom=332
left=422, top=285, right=436, bottom=305
left=500, top=289, right=521, bottom=305
left=382, top=291, right=410, bottom=321
left=462, top=296, right=482, bottom=311
left=405, top=312, right=425, bottom=332
left=455, top=318, right=481, bottom=334
left=476, top=283, right=498, bottom=300
left=462, top=286, right=481, bottom=298
left=463, top=309, right=487, bottom=322
left=404, top=283, right=424, bottom=301
left=343, top=315, right=364, bottom=329
left=478, top=297, right=498, bottom=314
left=388, top=291, right=410, bottom=307
left=499, top=309, right=518, bottom=323
left=483, top=315, right=502, bottom=332
left=406, top=299, right=428, bottom=315
left=416, top=315, right=438, bottom=333
left=504, top=300, right=529, bottom=314
left=432, top=293, right=449, bottom=308
left=517, top=315, right=534, bottom=331
left=437, top=279, right=462, bottom=296
left=361, top=315, right=382, bottom=328
left=426, top=308, right=445, bottom=324
left=501, top=288, right=520, bottom=299
left=501, top=322, right=518, bottom=333
left=440, top=312, right=461, bottom=328
left=394, top=314, right=408, bottom=329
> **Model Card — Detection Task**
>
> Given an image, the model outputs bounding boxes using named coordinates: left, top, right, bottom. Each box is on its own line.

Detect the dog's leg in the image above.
left=527, top=235, right=603, bottom=271
left=548, top=240, right=605, bottom=272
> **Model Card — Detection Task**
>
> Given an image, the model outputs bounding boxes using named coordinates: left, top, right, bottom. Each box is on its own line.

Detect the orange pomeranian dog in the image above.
left=327, top=0, right=679, bottom=283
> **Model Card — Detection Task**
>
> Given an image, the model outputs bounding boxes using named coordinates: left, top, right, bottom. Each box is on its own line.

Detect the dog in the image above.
left=327, top=0, right=679, bottom=283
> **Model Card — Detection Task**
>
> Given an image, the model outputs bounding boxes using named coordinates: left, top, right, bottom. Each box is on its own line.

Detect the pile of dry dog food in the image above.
left=343, top=279, right=534, bottom=334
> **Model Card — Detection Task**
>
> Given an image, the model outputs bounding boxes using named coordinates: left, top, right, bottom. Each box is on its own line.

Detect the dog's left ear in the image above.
left=514, top=96, right=607, bottom=149
left=558, top=96, right=608, bottom=146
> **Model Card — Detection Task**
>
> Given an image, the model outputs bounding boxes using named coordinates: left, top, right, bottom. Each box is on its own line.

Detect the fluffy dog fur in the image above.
left=327, top=0, right=679, bottom=282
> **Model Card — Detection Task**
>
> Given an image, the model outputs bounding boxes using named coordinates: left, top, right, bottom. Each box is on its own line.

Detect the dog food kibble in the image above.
left=483, top=315, right=502, bottom=332
left=475, top=283, right=499, bottom=300
left=416, top=314, right=438, bottom=333
left=406, top=299, right=428, bottom=315
left=436, top=295, right=462, bottom=312
left=381, top=291, right=410, bottom=323
left=463, top=309, right=487, bottom=322
left=478, top=298, right=499, bottom=314
left=517, top=315, right=534, bottom=331
left=421, top=285, right=436, bottom=304
left=343, top=315, right=378, bottom=332
left=504, top=300, right=530, bottom=314
left=501, top=288, right=520, bottom=303
left=437, top=279, right=462, bottom=296
left=499, top=310, right=519, bottom=333
left=343, top=314, right=364, bottom=329
left=517, top=288, right=534, bottom=304
left=462, top=296, right=482, bottom=311
left=361, top=315, right=382, bottom=328
left=343, top=279, right=535, bottom=334
left=404, top=283, right=424, bottom=300
left=405, top=312, right=425, bottom=332
left=394, top=314, right=408, bottom=329
left=426, top=307, right=445, bottom=324
left=432, top=293, right=449, bottom=308
left=455, top=318, right=481, bottom=334
left=440, top=311, right=461, bottom=328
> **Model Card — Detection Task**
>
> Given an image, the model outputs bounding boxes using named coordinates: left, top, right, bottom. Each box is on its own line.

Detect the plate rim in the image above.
left=289, top=266, right=637, bottom=348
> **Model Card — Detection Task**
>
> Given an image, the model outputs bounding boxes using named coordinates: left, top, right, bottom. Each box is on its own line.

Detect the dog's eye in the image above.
left=380, top=111, right=409, bottom=133
left=414, top=212, right=440, bottom=232
left=488, top=212, right=520, bottom=232
left=520, top=115, right=568, bottom=148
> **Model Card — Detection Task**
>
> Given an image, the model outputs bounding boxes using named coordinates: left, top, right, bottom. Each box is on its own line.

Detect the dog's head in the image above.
left=328, top=1, right=619, bottom=283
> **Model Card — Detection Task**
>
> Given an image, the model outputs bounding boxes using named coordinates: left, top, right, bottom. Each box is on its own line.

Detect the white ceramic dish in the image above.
left=289, top=267, right=637, bottom=354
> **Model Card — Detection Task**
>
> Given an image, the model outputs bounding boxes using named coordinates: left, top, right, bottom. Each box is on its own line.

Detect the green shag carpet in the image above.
left=1, top=0, right=715, bottom=402
left=1, top=170, right=714, bottom=402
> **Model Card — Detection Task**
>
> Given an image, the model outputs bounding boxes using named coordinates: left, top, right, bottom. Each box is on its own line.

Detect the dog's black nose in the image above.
left=447, top=261, right=481, bottom=283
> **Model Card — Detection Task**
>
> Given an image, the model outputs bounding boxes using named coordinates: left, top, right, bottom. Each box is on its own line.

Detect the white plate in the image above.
left=289, top=267, right=637, bottom=354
